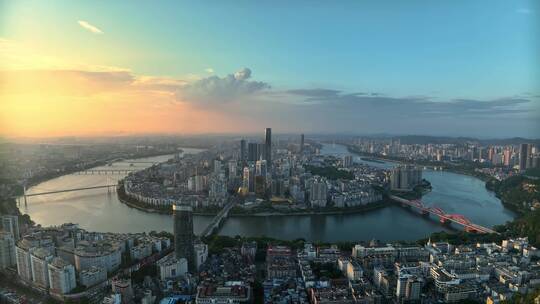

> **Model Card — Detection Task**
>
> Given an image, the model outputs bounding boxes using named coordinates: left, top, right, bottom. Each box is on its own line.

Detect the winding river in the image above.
left=22, top=144, right=515, bottom=242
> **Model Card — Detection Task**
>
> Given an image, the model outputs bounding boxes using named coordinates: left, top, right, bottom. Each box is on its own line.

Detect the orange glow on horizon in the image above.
left=0, top=39, right=255, bottom=138
left=0, top=69, right=251, bottom=138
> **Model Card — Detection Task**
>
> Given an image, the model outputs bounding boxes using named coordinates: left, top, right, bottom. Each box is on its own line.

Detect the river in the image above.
left=22, top=144, right=515, bottom=242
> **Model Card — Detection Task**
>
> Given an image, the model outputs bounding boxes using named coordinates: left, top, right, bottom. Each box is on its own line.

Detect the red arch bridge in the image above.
left=389, top=195, right=498, bottom=234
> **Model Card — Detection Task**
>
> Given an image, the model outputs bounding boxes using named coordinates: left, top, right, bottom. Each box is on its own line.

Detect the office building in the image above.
left=255, top=159, right=267, bottom=177
left=228, top=160, right=237, bottom=178
left=265, top=128, right=272, bottom=164
left=247, top=143, right=264, bottom=162
left=213, top=159, right=221, bottom=175
left=242, top=167, right=250, bottom=194
left=300, top=134, right=305, bottom=152
left=240, top=139, right=247, bottom=162
left=519, top=143, right=530, bottom=170
left=255, top=175, right=266, bottom=196
left=173, top=203, right=195, bottom=272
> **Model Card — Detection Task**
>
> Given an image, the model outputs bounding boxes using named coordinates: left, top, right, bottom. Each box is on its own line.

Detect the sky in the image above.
left=0, top=0, right=539, bottom=138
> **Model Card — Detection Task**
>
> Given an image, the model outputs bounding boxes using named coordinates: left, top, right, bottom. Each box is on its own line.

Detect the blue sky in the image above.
left=1, top=0, right=539, bottom=137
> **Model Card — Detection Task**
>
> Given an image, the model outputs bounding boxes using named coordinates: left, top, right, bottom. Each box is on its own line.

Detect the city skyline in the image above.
left=1, top=0, right=539, bottom=138
left=1, top=1, right=540, bottom=300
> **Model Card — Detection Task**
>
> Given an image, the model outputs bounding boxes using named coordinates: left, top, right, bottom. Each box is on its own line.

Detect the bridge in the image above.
left=109, top=158, right=160, bottom=165
left=25, top=185, right=118, bottom=197
left=17, top=184, right=118, bottom=206
left=118, top=161, right=159, bottom=164
left=72, top=169, right=137, bottom=175
left=389, top=195, right=498, bottom=234
left=200, top=200, right=237, bottom=238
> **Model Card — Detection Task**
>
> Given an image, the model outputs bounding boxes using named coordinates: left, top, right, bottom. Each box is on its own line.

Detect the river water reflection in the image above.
left=22, top=144, right=514, bottom=242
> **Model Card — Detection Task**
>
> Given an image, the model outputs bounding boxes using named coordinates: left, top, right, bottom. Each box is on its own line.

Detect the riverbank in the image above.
left=14, top=142, right=526, bottom=244
left=17, top=150, right=181, bottom=196
left=230, top=200, right=393, bottom=217
left=346, top=145, right=494, bottom=182
left=117, top=184, right=394, bottom=217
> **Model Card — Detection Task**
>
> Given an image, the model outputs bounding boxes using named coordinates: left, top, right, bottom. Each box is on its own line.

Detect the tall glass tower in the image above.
left=173, top=203, right=194, bottom=271
left=265, top=128, right=272, bottom=165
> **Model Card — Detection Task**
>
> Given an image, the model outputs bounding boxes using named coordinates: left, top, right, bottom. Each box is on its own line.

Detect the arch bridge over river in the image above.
left=21, top=144, right=514, bottom=242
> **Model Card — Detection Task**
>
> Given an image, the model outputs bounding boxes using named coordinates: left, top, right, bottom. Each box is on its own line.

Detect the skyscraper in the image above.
left=265, top=128, right=272, bottom=165
left=300, top=134, right=304, bottom=152
left=526, top=144, right=533, bottom=169
left=256, top=159, right=267, bottom=177
left=519, top=143, right=529, bottom=170
left=504, top=149, right=512, bottom=167
left=242, top=167, right=250, bottom=193
left=240, top=139, right=246, bottom=162
left=248, top=143, right=264, bottom=162
left=173, top=203, right=195, bottom=272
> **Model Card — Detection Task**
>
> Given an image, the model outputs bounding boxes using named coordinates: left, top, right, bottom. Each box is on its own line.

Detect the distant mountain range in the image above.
left=394, top=135, right=540, bottom=146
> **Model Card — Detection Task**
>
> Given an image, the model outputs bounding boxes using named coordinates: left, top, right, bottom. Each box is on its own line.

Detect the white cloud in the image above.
left=234, top=67, right=251, bottom=80
left=205, top=68, right=214, bottom=73
left=78, top=20, right=103, bottom=34
left=176, top=67, right=270, bottom=105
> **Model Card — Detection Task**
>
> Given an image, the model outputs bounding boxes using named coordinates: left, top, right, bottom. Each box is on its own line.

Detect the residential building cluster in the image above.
left=0, top=219, right=171, bottom=301
left=261, top=237, right=540, bottom=303
left=123, top=129, right=386, bottom=213
left=350, top=138, right=540, bottom=172
left=2, top=209, right=540, bottom=303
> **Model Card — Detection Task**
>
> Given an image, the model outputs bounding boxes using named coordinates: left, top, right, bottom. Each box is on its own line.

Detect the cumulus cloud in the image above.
left=234, top=67, right=252, bottom=80
left=176, top=67, right=270, bottom=104
left=78, top=20, right=103, bottom=34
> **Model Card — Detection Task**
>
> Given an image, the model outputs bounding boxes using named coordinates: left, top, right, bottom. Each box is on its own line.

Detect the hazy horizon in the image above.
left=1, top=0, right=539, bottom=138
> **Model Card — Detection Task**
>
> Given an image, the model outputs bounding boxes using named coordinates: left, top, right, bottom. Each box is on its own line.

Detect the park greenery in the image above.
left=304, top=165, right=354, bottom=180
left=485, top=174, right=540, bottom=247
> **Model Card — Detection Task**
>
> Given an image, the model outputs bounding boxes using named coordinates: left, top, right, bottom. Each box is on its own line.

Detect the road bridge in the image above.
left=25, top=185, right=118, bottom=197
left=389, top=195, right=498, bottom=234
left=16, top=184, right=118, bottom=206
left=200, top=200, right=237, bottom=238
left=72, top=169, right=136, bottom=175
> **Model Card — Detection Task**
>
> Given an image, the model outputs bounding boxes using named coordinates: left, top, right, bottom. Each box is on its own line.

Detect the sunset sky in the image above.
left=1, top=0, right=539, bottom=138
